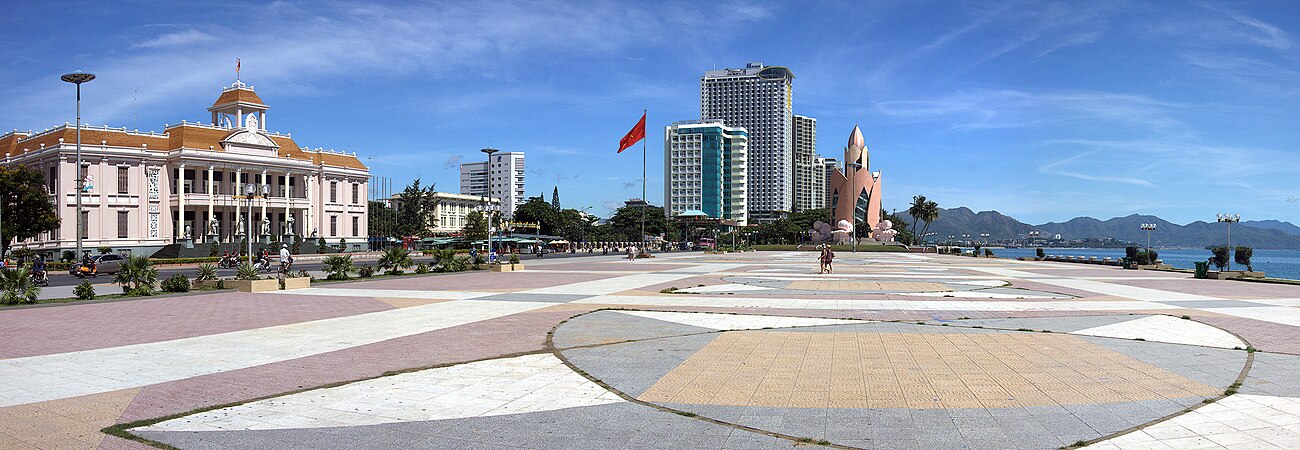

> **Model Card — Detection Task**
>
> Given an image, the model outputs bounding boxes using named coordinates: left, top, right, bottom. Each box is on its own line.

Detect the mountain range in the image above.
left=900, top=207, right=1300, bottom=249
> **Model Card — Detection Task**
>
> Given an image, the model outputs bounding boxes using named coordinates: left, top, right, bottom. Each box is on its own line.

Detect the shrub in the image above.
left=195, top=263, right=218, bottom=281
left=973, top=245, right=982, bottom=257
left=113, top=256, right=158, bottom=296
left=415, top=263, right=429, bottom=274
left=1135, top=252, right=1151, bottom=265
left=1234, top=246, right=1254, bottom=272
left=1125, top=246, right=1138, bottom=260
left=471, top=254, right=485, bottom=270
left=74, top=280, right=96, bottom=300
left=322, top=255, right=355, bottom=280
left=509, top=253, right=521, bottom=264
left=209, top=241, right=219, bottom=257
left=1035, top=248, right=1045, bottom=259
left=358, top=265, right=375, bottom=278
left=1147, top=249, right=1159, bottom=262
left=98, top=246, right=113, bottom=254
left=10, top=248, right=34, bottom=261
left=148, top=257, right=222, bottom=264
left=161, top=274, right=191, bottom=293
left=236, top=262, right=259, bottom=280
left=61, top=250, right=76, bottom=263
left=1209, top=246, right=1230, bottom=271
left=0, top=267, right=40, bottom=305
left=983, top=248, right=994, bottom=257
left=292, top=235, right=303, bottom=254
left=317, top=237, right=327, bottom=254
left=339, top=238, right=348, bottom=253
left=377, top=247, right=413, bottom=275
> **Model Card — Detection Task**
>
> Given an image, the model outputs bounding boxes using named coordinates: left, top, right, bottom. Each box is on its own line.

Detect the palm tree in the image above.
left=377, top=247, right=414, bottom=275
left=907, top=195, right=928, bottom=232
left=322, top=255, right=355, bottom=280
left=918, top=200, right=940, bottom=244
left=113, top=255, right=158, bottom=296
left=0, top=267, right=40, bottom=305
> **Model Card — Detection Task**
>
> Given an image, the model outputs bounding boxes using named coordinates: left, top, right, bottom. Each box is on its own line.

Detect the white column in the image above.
left=236, top=108, right=242, bottom=129
left=207, top=166, right=215, bottom=241
left=235, top=168, right=242, bottom=242
left=176, top=163, right=186, bottom=240
left=259, top=111, right=266, bottom=131
left=305, top=173, right=315, bottom=238
left=284, top=172, right=292, bottom=236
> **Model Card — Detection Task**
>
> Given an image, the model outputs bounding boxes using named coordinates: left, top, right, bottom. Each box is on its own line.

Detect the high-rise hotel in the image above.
left=700, top=63, right=793, bottom=223
left=663, top=121, right=748, bottom=226
left=459, top=151, right=525, bottom=218
left=792, top=114, right=824, bottom=212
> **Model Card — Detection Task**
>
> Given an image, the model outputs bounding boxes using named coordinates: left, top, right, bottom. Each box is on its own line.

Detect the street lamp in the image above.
left=846, top=161, right=863, bottom=252
left=1216, top=213, right=1240, bottom=271
left=238, top=183, right=269, bottom=265
left=980, top=233, right=990, bottom=245
left=480, top=148, right=499, bottom=263
left=1139, top=223, right=1157, bottom=255
left=61, top=71, right=95, bottom=257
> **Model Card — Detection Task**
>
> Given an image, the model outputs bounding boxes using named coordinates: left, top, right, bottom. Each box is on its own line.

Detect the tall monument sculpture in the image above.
left=809, top=126, right=886, bottom=244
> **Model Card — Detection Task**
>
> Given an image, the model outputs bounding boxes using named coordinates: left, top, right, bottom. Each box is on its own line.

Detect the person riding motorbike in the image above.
left=80, top=253, right=97, bottom=276
left=278, top=244, right=293, bottom=274
left=31, top=256, right=48, bottom=286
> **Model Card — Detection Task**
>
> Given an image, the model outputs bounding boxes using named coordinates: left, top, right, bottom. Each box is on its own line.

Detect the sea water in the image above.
left=971, top=248, right=1300, bottom=281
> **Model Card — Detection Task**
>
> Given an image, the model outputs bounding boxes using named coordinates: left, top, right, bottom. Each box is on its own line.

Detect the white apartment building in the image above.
left=459, top=151, right=524, bottom=217
left=792, top=114, right=824, bottom=212
left=664, top=121, right=748, bottom=226
left=701, top=62, right=794, bottom=223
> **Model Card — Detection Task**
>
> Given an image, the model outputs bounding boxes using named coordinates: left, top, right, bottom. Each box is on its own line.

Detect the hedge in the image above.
left=149, top=257, right=222, bottom=264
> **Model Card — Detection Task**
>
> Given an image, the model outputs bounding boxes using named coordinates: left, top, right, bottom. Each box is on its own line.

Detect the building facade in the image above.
left=664, top=121, right=748, bottom=226
left=821, top=157, right=838, bottom=209
left=0, top=80, right=369, bottom=256
left=700, top=62, right=793, bottom=223
left=388, top=192, right=500, bottom=235
left=792, top=114, right=824, bottom=212
left=459, top=151, right=524, bottom=218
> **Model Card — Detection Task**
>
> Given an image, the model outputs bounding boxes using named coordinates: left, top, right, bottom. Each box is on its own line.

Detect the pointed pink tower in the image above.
left=829, top=125, right=883, bottom=239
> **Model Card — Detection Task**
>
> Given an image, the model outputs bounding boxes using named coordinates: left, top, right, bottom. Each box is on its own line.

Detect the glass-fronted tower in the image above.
left=664, top=121, right=748, bottom=226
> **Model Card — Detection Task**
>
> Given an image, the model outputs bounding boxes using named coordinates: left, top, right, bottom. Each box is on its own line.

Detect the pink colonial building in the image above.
left=0, top=80, right=370, bottom=257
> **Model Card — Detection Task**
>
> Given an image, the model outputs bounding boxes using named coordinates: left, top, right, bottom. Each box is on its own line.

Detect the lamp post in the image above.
left=61, top=71, right=95, bottom=258
left=980, top=233, right=990, bottom=245
left=480, top=148, right=499, bottom=263
left=1139, top=223, right=1157, bottom=255
left=846, top=161, right=863, bottom=252
left=237, top=183, right=269, bottom=266
left=1216, top=213, right=1240, bottom=271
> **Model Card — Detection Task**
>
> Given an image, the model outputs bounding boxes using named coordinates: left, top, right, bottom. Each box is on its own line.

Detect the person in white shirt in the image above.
left=279, top=244, right=293, bottom=273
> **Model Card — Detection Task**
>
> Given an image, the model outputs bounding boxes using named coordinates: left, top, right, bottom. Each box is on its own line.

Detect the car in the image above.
left=69, top=253, right=126, bottom=276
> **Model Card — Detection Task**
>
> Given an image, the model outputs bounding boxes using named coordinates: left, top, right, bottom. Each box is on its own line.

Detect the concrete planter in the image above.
left=512, top=262, right=524, bottom=271
left=489, top=263, right=514, bottom=272
left=225, top=279, right=281, bottom=292
left=192, top=279, right=223, bottom=289
left=223, top=277, right=311, bottom=292
left=1209, top=271, right=1264, bottom=280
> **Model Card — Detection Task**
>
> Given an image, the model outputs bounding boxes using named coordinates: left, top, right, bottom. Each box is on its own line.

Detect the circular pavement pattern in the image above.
left=557, top=310, right=1248, bottom=449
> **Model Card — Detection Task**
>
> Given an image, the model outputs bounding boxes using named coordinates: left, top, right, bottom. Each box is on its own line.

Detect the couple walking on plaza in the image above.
left=818, top=245, right=835, bottom=274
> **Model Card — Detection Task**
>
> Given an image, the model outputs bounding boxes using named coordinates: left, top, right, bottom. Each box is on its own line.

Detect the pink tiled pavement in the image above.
left=0, top=292, right=395, bottom=358
left=1196, top=316, right=1300, bottom=355
left=114, top=307, right=594, bottom=423
left=1102, top=278, right=1300, bottom=298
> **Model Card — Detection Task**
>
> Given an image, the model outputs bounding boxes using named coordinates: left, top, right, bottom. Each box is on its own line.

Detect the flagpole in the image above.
left=641, top=109, right=646, bottom=256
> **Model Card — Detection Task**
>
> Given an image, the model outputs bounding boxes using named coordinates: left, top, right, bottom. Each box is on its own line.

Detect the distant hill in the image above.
left=1241, top=220, right=1300, bottom=236
left=901, top=208, right=1300, bottom=249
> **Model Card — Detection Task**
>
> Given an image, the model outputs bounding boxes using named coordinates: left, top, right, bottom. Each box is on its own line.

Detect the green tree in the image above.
left=555, top=209, right=593, bottom=241
left=514, top=195, right=559, bottom=234
left=462, top=211, right=488, bottom=241
left=368, top=200, right=396, bottom=239
left=395, top=179, right=438, bottom=237
left=1234, top=246, right=1254, bottom=272
left=1209, top=246, right=1230, bottom=271
left=907, top=195, right=928, bottom=232
left=880, top=209, right=916, bottom=245
left=113, top=255, right=158, bottom=296
left=917, top=199, right=940, bottom=244
left=551, top=186, right=560, bottom=210
left=607, top=203, right=669, bottom=242
left=0, top=165, right=60, bottom=258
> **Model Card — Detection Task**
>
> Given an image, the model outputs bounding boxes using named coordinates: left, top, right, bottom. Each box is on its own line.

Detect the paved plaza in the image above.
left=3, top=251, right=1300, bottom=449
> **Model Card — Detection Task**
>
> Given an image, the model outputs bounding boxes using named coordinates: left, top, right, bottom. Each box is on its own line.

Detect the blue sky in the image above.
left=3, top=1, right=1298, bottom=224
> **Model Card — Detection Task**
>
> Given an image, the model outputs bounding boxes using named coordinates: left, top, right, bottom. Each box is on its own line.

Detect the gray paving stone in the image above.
left=551, top=310, right=717, bottom=348
left=476, top=293, right=591, bottom=303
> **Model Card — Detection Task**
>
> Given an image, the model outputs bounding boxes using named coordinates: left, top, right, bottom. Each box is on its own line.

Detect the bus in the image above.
left=697, top=238, right=716, bottom=250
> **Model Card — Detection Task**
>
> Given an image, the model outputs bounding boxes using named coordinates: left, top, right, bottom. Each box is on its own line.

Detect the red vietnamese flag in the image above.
left=617, top=112, right=646, bottom=153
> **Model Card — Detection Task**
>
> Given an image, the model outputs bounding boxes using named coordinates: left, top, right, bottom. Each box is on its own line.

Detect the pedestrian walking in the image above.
left=824, top=246, right=835, bottom=273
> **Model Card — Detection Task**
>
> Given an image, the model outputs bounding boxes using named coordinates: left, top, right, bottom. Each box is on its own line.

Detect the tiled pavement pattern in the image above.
left=2, top=251, right=1300, bottom=448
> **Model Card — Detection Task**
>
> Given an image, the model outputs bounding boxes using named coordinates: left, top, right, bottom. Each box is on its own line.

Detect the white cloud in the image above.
left=133, top=29, right=217, bottom=49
